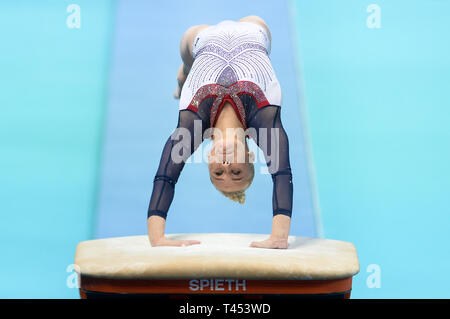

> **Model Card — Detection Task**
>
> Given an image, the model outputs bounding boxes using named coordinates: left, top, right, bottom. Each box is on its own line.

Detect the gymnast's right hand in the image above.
left=150, top=237, right=201, bottom=247
left=147, top=216, right=200, bottom=247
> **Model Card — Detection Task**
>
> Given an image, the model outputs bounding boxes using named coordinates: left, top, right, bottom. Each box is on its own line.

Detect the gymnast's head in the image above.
left=207, top=126, right=255, bottom=204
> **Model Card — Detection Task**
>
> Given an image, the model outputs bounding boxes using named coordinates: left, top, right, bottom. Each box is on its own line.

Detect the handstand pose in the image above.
left=147, top=16, right=293, bottom=249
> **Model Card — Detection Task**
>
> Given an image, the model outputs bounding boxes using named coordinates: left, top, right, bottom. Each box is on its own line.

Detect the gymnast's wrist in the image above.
left=149, top=236, right=165, bottom=247
left=148, top=230, right=167, bottom=246
left=272, top=210, right=291, bottom=218
left=269, top=233, right=288, bottom=241
left=147, top=215, right=167, bottom=246
left=148, top=210, right=168, bottom=220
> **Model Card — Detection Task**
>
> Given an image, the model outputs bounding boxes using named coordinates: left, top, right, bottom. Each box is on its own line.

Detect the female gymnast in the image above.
left=147, top=16, right=293, bottom=249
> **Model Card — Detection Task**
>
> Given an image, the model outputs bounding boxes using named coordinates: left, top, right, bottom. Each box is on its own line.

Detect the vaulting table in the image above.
left=74, top=233, right=359, bottom=299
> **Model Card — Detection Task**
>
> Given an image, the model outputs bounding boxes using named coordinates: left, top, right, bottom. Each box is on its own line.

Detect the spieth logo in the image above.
left=189, top=279, right=246, bottom=292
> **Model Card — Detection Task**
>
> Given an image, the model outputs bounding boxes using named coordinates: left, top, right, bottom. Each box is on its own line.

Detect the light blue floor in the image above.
left=94, top=0, right=319, bottom=238
left=290, top=0, right=450, bottom=298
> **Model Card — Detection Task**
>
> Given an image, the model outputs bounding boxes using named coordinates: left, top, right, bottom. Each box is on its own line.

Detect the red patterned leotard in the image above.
left=179, top=20, right=282, bottom=129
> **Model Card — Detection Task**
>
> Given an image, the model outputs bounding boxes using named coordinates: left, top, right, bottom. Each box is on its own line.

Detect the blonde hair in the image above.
left=220, top=190, right=247, bottom=204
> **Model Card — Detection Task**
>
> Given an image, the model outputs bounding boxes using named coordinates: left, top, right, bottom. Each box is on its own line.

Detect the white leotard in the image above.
left=179, top=20, right=282, bottom=111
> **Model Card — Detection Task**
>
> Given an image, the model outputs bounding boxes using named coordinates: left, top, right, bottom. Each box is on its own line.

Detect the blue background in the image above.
left=0, top=0, right=448, bottom=298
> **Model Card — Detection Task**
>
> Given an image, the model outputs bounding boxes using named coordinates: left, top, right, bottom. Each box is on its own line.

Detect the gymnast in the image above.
left=147, top=16, right=293, bottom=249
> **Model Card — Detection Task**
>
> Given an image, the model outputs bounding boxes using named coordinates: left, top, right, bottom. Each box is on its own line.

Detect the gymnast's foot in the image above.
left=250, top=237, right=288, bottom=249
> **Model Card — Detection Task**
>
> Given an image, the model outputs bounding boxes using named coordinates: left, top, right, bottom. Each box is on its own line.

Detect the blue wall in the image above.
left=290, top=0, right=450, bottom=298
left=0, top=0, right=115, bottom=298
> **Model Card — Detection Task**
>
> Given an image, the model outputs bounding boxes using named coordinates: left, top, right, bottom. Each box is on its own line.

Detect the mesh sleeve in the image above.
left=247, top=105, right=293, bottom=218
left=147, top=109, right=206, bottom=219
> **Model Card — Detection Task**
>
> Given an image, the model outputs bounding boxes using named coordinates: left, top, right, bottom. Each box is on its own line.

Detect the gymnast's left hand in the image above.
left=250, top=215, right=290, bottom=249
left=250, top=237, right=288, bottom=249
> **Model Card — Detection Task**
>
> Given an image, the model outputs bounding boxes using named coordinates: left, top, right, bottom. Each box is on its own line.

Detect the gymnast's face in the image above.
left=208, top=138, right=255, bottom=193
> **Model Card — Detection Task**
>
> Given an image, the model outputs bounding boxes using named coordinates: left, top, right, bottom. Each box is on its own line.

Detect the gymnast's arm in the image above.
left=247, top=105, right=293, bottom=249
left=147, top=109, right=205, bottom=247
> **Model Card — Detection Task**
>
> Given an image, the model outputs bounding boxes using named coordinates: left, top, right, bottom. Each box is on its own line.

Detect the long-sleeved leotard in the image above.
left=147, top=95, right=292, bottom=220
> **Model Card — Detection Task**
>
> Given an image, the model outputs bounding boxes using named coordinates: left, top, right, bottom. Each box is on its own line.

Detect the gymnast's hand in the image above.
left=147, top=216, right=200, bottom=247
left=151, top=237, right=201, bottom=247
left=250, top=237, right=288, bottom=249
left=250, top=215, right=290, bottom=249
